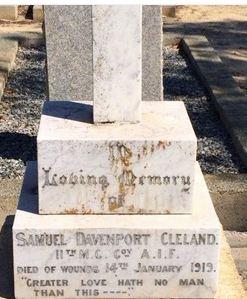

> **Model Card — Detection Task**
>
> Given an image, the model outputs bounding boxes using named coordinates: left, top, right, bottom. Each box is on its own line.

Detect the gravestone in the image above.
left=45, top=6, right=93, bottom=101
left=13, top=5, right=221, bottom=299
left=44, top=5, right=163, bottom=102
left=0, top=5, right=18, bottom=20
left=142, top=6, right=163, bottom=101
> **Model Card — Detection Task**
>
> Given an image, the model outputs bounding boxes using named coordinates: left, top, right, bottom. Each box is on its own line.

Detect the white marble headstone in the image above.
left=92, top=5, right=142, bottom=124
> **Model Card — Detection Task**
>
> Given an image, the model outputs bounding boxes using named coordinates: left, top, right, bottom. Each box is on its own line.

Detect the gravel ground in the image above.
left=0, top=44, right=245, bottom=178
left=164, top=45, right=245, bottom=174
left=0, top=46, right=46, bottom=178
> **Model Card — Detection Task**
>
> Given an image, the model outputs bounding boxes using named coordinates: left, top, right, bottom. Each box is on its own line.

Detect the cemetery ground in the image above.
left=0, top=6, right=246, bottom=298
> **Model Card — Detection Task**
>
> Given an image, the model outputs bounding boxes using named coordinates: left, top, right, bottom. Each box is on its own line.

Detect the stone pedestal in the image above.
left=37, top=101, right=196, bottom=214
left=92, top=6, right=141, bottom=123
left=13, top=162, right=221, bottom=299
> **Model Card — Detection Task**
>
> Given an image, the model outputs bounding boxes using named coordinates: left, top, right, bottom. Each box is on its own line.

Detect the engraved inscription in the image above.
left=42, top=168, right=191, bottom=190
left=15, top=231, right=219, bottom=298
left=42, top=168, right=110, bottom=191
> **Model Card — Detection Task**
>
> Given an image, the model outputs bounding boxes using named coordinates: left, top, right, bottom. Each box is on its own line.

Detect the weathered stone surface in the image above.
left=0, top=6, right=17, bottom=20
left=162, top=6, right=176, bottom=18
left=44, top=5, right=162, bottom=103
left=93, top=6, right=141, bottom=123
left=142, top=6, right=163, bottom=101
left=13, top=162, right=221, bottom=299
left=44, top=6, right=93, bottom=101
left=0, top=38, right=18, bottom=100
left=37, top=101, right=196, bottom=214
left=205, top=173, right=247, bottom=231
left=33, top=5, right=44, bottom=22
left=0, top=38, right=18, bottom=65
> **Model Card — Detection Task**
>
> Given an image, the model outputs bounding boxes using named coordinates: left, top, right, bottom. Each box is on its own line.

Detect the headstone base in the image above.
left=37, top=101, right=197, bottom=214
left=13, top=162, right=221, bottom=299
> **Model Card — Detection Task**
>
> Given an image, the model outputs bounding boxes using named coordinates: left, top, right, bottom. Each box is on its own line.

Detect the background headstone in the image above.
left=0, top=6, right=18, bottom=20
left=33, top=5, right=44, bottom=22
left=44, top=6, right=93, bottom=101
left=142, top=6, right=163, bottom=101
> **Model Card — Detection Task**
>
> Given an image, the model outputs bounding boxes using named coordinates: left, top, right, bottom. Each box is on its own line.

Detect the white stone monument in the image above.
left=13, top=5, right=221, bottom=299
left=93, top=6, right=141, bottom=123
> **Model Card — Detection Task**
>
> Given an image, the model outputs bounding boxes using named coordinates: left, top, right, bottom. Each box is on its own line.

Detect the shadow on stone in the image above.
left=17, top=161, right=38, bottom=215
left=0, top=215, right=15, bottom=299
left=1, top=33, right=45, bottom=48
left=42, top=101, right=93, bottom=124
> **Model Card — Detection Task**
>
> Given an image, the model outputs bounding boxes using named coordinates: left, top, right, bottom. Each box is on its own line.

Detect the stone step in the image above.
left=13, top=161, right=221, bottom=299
left=231, top=248, right=247, bottom=273
left=204, top=173, right=247, bottom=231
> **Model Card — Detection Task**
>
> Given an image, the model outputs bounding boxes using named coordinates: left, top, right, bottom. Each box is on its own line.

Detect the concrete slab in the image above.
left=225, top=231, right=247, bottom=248
left=231, top=248, right=247, bottom=274
left=164, top=6, right=247, bottom=94
left=181, top=35, right=247, bottom=168
left=217, top=233, right=246, bottom=298
left=0, top=38, right=18, bottom=65
left=204, top=173, right=247, bottom=231
left=225, top=231, right=247, bottom=290
left=0, top=6, right=18, bottom=21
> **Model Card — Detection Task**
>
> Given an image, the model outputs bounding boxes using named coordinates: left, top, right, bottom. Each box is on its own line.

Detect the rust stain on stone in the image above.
left=63, top=208, right=79, bottom=214
left=128, top=205, right=135, bottom=212
left=108, top=142, right=137, bottom=210
left=109, top=201, right=119, bottom=212
left=119, top=182, right=126, bottom=195
left=120, top=146, right=132, bottom=167
left=181, top=187, right=190, bottom=193
left=157, top=140, right=171, bottom=150
left=109, top=142, right=133, bottom=167
left=142, top=145, right=148, bottom=156
left=100, top=190, right=107, bottom=204
left=81, top=205, right=92, bottom=214
left=82, top=209, right=92, bottom=214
